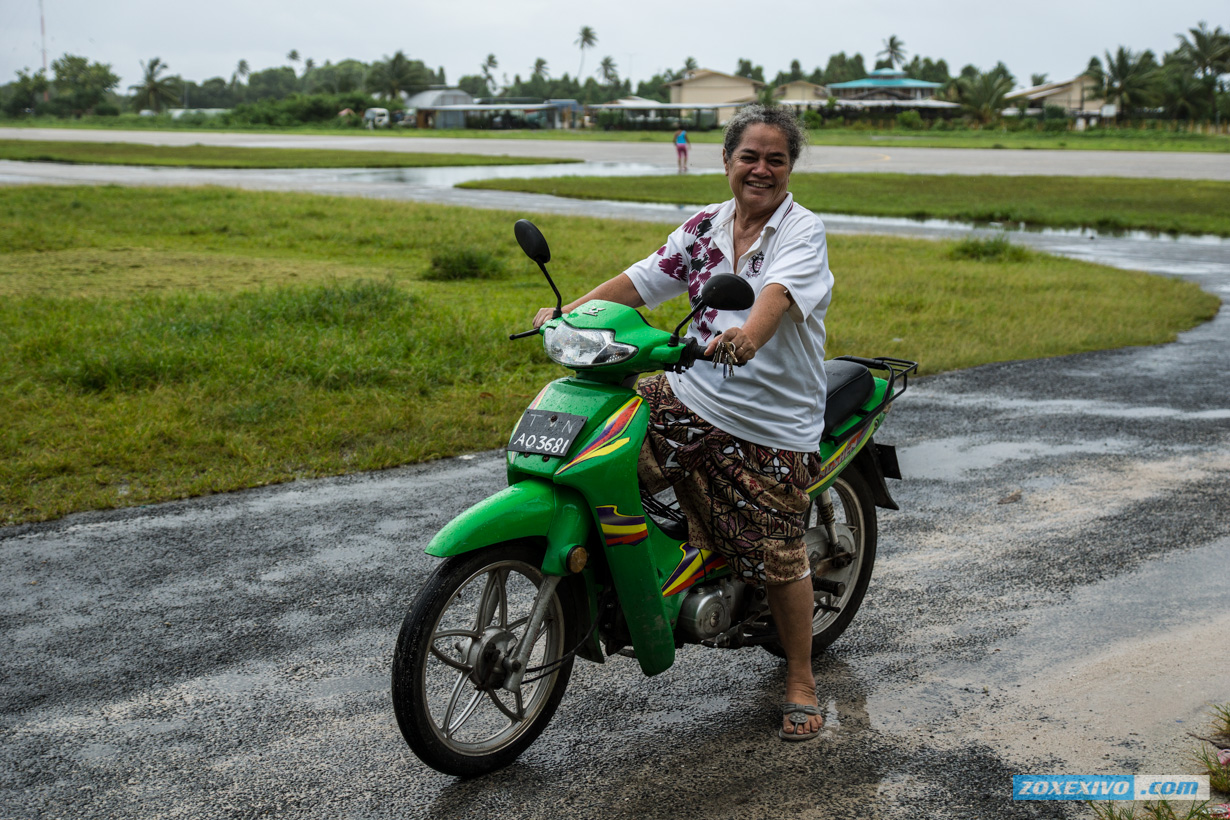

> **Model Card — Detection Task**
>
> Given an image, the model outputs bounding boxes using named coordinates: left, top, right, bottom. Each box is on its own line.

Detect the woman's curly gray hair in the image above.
left=722, top=104, right=807, bottom=169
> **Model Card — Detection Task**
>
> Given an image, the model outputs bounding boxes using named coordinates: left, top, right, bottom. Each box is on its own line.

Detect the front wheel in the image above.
left=764, top=468, right=878, bottom=658
left=391, top=543, right=576, bottom=777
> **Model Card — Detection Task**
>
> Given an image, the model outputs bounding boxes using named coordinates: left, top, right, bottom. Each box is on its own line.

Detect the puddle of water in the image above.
left=867, top=538, right=1230, bottom=773
left=251, top=160, right=678, bottom=187
left=897, top=437, right=1135, bottom=481
left=986, top=537, right=1228, bottom=671
left=909, top=391, right=1230, bottom=422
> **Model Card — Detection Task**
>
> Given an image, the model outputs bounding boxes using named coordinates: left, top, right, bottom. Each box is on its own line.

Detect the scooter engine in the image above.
left=677, top=579, right=742, bottom=642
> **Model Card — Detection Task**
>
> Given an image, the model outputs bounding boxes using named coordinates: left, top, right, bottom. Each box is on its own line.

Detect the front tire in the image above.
left=391, top=543, right=576, bottom=777
left=764, top=468, right=878, bottom=658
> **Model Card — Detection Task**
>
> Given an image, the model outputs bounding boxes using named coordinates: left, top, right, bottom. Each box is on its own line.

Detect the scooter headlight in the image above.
left=543, top=324, right=637, bottom=367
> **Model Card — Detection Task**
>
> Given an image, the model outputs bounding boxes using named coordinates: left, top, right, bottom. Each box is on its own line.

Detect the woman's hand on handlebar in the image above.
left=532, top=307, right=557, bottom=329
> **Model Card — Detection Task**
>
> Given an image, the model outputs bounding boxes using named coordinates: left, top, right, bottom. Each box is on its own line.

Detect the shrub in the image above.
left=425, top=248, right=506, bottom=281
left=949, top=234, right=1032, bottom=262
left=94, top=101, right=120, bottom=117
left=802, top=109, right=824, bottom=130
left=895, top=110, right=924, bottom=130
left=222, top=92, right=383, bottom=127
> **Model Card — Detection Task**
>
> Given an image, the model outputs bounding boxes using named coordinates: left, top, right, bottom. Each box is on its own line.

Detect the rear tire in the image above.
left=763, top=468, right=877, bottom=658
left=391, top=543, right=575, bottom=777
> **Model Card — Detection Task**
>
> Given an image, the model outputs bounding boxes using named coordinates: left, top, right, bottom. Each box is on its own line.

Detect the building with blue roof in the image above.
left=827, top=67, right=944, bottom=101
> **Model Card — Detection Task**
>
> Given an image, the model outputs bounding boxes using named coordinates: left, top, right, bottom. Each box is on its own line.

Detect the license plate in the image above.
left=508, top=410, right=588, bottom=457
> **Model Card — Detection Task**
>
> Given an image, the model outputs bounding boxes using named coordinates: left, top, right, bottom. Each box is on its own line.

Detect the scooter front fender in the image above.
left=425, top=481, right=591, bottom=577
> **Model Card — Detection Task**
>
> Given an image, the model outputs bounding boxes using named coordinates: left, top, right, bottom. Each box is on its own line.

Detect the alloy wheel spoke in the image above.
left=496, top=568, right=510, bottom=627
left=429, top=642, right=473, bottom=673
left=474, top=570, right=503, bottom=630
left=441, top=670, right=471, bottom=739
left=442, top=671, right=486, bottom=739
left=449, top=688, right=486, bottom=736
left=485, top=686, right=527, bottom=722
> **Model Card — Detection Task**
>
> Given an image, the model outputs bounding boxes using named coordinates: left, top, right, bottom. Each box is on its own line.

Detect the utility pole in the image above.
left=39, top=0, right=49, bottom=101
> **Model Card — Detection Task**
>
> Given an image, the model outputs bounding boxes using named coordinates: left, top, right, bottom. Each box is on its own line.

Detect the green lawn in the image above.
left=461, top=173, right=1230, bottom=237
left=0, top=139, right=575, bottom=168
left=0, top=185, right=1217, bottom=524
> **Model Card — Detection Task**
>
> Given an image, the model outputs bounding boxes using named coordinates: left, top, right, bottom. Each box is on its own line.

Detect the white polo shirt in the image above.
left=624, top=193, right=834, bottom=452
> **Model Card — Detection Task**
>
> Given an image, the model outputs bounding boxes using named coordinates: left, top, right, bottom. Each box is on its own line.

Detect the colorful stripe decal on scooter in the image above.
left=661, top=542, right=727, bottom=596
left=555, top=396, right=642, bottom=474
left=527, top=384, right=550, bottom=410
left=806, top=424, right=873, bottom=494
left=596, top=505, right=648, bottom=546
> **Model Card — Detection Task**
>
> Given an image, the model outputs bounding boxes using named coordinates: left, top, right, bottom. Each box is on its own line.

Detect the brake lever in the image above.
left=509, top=328, right=540, bottom=340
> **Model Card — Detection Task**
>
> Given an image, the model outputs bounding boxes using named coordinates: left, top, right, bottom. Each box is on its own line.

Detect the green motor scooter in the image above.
left=392, top=219, right=916, bottom=776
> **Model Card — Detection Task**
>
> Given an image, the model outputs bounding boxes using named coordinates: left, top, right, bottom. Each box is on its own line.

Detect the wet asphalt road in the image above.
left=4, top=125, right=1230, bottom=179
left=2, top=138, right=1229, bottom=819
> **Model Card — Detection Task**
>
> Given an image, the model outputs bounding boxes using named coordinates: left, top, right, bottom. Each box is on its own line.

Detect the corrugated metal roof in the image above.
left=405, top=88, right=475, bottom=108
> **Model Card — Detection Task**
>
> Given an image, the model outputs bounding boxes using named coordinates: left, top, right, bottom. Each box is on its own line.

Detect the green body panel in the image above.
left=425, top=481, right=591, bottom=576
left=506, top=372, right=680, bottom=676
left=810, top=378, right=892, bottom=497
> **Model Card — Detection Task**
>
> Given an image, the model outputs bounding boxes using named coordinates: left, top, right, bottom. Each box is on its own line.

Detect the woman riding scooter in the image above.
left=533, top=104, right=833, bottom=741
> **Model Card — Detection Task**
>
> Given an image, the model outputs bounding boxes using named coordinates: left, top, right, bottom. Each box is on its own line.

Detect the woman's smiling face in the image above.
left=723, top=123, right=792, bottom=220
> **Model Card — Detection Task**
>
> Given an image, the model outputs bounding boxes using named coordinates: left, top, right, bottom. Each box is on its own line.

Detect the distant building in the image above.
left=1005, top=75, right=1103, bottom=118
left=826, top=67, right=943, bottom=101
left=773, top=80, right=828, bottom=105
left=666, top=68, right=763, bottom=124
left=163, top=108, right=228, bottom=119
left=586, top=96, right=724, bottom=128
left=406, top=86, right=476, bottom=129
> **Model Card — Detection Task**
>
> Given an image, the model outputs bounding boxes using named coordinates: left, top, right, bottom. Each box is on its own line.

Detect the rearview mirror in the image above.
left=514, top=219, right=551, bottom=265
left=670, top=273, right=756, bottom=345
left=699, top=274, right=755, bottom=311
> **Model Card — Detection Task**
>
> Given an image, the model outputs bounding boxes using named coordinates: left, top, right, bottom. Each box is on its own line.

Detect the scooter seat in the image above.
left=824, top=359, right=874, bottom=434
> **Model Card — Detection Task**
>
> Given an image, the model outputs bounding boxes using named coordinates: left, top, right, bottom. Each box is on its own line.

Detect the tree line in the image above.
left=2, top=22, right=1226, bottom=126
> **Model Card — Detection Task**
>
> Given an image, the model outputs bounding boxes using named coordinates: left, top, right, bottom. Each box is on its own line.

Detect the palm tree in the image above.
left=878, top=35, right=907, bottom=69
left=956, top=70, right=1014, bottom=125
left=1157, top=64, right=1206, bottom=121
left=366, top=50, right=418, bottom=102
left=682, top=56, right=698, bottom=73
left=598, top=55, right=618, bottom=86
left=231, top=58, right=249, bottom=89
left=1176, top=21, right=1230, bottom=125
left=575, top=26, right=597, bottom=79
left=287, top=49, right=300, bottom=65
left=532, top=58, right=549, bottom=80
left=481, top=53, right=499, bottom=94
left=129, top=57, right=179, bottom=113
left=1091, top=47, right=1159, bottom=122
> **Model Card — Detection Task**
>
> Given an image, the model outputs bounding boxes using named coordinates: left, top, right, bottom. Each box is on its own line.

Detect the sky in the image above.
left=1, top=0, right=1226, bottom=93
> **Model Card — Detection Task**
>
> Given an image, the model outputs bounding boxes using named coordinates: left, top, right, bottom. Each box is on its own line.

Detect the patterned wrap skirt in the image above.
left=635, top=374, right=823, bottom=586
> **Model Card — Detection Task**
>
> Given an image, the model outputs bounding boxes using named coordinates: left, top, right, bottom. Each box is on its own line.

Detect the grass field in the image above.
left=0, top=185, right=1218, bottom=524
left=462, top=173, right=1230, bottom=237
left=0, top=139, right=575, bottom=168
left=4, top=117, right=1229, bottom=152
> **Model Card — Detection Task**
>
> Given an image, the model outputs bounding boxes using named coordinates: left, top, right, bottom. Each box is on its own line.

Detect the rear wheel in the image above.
left=391, top=543, right=575, bottom=777
left=764, top=468, right=877, bottom=657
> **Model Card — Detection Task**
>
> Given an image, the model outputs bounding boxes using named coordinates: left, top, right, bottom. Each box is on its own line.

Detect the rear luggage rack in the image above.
left=823, top=356, right=919, bottom=445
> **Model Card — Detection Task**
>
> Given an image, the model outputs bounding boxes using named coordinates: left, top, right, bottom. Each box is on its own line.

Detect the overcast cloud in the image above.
left=1, top=0, right=1225, bottom=93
